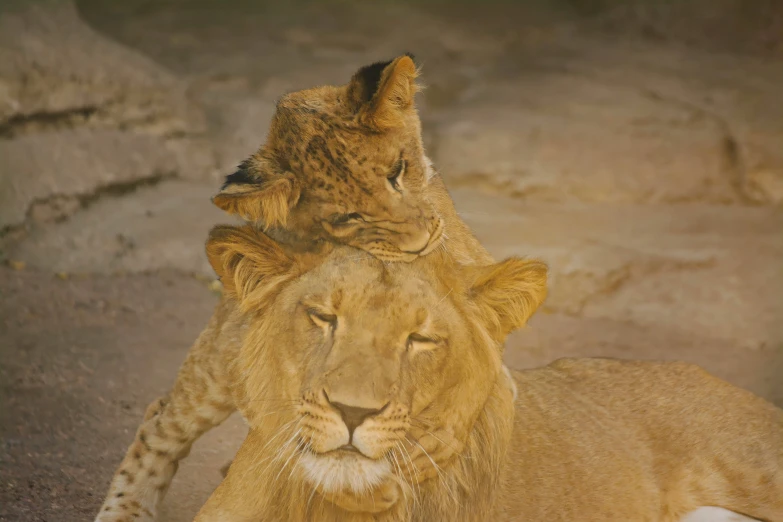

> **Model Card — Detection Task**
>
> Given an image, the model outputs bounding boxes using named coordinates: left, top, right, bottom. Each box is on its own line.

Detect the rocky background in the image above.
left=1, top=0, right=781, bottom=520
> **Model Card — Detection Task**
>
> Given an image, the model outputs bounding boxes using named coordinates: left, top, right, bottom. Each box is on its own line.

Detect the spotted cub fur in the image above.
left=213, top=54, right=491, bottom=264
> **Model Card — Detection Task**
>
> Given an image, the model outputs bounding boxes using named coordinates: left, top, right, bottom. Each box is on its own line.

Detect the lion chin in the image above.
left=299, top=450, right=392, bottom=496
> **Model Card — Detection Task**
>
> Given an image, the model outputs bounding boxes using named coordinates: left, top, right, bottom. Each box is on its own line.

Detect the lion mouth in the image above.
left=333, top=444, right=365, bottom=456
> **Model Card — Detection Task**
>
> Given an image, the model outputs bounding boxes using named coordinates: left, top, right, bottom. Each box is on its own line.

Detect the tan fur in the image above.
left=92, top=228, right=496, bottom=522
left=177, top=226, right=778, bottom=522
left=212, top=55, right=492, bottom=265
left=187, top=225, right=539, bottom=522
left=94, top=56, right=492, bottom=522
left=95, top=226, right=781, bottom=521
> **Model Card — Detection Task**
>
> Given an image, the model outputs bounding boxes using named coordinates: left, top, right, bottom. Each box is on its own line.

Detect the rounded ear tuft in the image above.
left=212, top=158, right=300, bottom=228
left=205, top=225, right=296, bottom=311
left=469, top=258, right=548, bottom=341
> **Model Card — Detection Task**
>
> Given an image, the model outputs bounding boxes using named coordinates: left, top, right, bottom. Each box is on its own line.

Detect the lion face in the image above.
left=206, top=225, right=547, bottom=510
left=212, top=55, right=445, bottom=262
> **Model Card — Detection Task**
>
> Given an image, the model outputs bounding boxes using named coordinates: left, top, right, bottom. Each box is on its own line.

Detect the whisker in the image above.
left=238, top=419, right=298, bottom=484
left=409, top=420, right=471, bottom=459
left=287, top=440, right=308, bottom=482
left=272, top=429, right=303, bottom=484
left=407, top=437, right=460, bottom=507
left=388, top=447, right=409, bottom=515
left=435, top=287, right=453, bottom=308
left=306, top=467, right=321, bottom=516
left=395, top=441, right=420, bottom=514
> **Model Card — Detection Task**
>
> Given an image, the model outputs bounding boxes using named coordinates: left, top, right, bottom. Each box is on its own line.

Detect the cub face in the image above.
left=213, top=54, right=445, bottom=262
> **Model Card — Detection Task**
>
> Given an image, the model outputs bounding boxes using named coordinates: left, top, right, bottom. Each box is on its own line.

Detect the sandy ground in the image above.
left=1, top=1, right=782, bottom=521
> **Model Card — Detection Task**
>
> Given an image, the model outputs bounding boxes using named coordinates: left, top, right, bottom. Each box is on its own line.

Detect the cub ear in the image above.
left=347, top=53, right=419, bottom=130
left=468, top=258, right=548, bottom=341
left=212, top=157, right=301, bottom=229
left=206, top=225, right=296, bottom=312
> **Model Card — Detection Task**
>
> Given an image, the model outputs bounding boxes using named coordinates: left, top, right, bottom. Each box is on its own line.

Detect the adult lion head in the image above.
left=203, top=224, right=547, bottom=521
left=212, top=54, right=445, bottom=262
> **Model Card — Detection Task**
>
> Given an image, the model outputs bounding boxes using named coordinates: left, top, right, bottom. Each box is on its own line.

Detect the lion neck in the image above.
left=249, top=369, right=516, bottom=522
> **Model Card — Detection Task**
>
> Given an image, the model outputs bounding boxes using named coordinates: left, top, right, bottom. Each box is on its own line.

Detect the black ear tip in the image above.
left=404, top=52, right=416, bottom=63
left=221, top=163, right=256, bottom=190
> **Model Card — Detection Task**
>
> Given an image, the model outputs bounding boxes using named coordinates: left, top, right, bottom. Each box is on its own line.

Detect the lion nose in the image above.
left=329, top=399, right=387, bottom=436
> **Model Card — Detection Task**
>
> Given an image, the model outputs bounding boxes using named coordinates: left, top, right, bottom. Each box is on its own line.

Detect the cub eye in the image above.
left=332, top=213, right=363, bottom=225
left=387, top=159, right=406, bottom=193
left=308, top=309, right=337, bottom=330
left=406, top=333, right=438, bottom=351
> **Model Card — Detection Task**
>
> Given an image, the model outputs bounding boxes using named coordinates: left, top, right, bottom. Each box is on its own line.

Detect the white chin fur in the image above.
left=299, top=452, right=392, bottom=495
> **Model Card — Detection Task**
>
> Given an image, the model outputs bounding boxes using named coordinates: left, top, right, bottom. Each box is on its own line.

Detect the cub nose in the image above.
left=398, top=231, right=431, bottom=254
left=329, top=400, right=386, bottom=436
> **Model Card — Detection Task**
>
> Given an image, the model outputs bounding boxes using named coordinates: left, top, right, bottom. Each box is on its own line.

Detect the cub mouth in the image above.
left=418, top=218, right=445, bottom=256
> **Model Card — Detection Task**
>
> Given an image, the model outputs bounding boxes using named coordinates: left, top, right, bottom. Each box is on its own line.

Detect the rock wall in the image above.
left=0, top=0, right=216, bottom=233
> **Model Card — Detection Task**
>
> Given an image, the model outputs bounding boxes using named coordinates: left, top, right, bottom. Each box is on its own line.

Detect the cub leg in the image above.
left=95, top=345, right=236, bottom=522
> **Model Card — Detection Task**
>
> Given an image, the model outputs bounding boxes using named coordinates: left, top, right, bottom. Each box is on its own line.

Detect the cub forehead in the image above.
left=276, top=85, right=343, bottom=115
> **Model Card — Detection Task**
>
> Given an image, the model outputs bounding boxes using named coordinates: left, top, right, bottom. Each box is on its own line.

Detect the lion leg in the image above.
left=95, top=348, right=236, bottom=522
left=194, top=429, right=267, bottom=522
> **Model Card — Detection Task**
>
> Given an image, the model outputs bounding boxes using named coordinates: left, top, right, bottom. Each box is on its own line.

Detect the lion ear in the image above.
left=468, top=258, right=548, bottom=341
left=347, top=53, right=419, bottom=130
left=206, top=225, right=296, bottom=311
left=212, top=157, right=301, bottom=229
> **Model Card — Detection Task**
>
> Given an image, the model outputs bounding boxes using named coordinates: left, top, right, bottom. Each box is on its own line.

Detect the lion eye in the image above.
left=332, top=213, right=363, bottom=225
left=308, top=309, right=337, bottom=330
left=387, top=159, right=405, bottom=193
left=406, top=333, right=438, bottom=351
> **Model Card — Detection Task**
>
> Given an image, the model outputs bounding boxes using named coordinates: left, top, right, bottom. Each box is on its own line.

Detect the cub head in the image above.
left=206, top=225, right=547, bottom=515
left=212, top=54, right=444, bottom=262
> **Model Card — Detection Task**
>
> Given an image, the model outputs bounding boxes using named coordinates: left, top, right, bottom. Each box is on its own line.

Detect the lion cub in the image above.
left=212, top=53, right=492, bottom=266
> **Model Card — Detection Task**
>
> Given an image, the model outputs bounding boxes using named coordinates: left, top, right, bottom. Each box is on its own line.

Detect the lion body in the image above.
left=189, top=231, right=778, bottom=522
left=95, top=226, right=782, bottom=522
left=495, top=359, right=782, bottom=521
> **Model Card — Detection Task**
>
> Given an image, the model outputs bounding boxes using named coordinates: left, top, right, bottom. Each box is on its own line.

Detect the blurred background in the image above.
left=1, top=0, right=781, bottom=520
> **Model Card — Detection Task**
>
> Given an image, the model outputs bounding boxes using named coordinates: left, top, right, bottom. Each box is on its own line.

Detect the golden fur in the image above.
left=212, top=54, right=492, bottom=265
left=183, top=226, right=780, bottom=522
left=94, top=57, right=782, bottom=522
left=95, top=225, right=781, bottom=521
left=192, top=225, right=542, bottom=521
left=94, top=56, right=494, bottom=522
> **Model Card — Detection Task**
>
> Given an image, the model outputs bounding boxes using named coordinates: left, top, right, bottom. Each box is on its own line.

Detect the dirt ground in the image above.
left=1, top=1, right=782, bottom=521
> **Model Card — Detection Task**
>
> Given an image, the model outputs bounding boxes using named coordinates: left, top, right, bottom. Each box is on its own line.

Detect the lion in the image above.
left=98, top=225, right=782, bottom=522
left=211, top=53, right=492, bottom=266
left=94, top=223, right=537, bottom=522
left=190, top=226, right=779, bottom=522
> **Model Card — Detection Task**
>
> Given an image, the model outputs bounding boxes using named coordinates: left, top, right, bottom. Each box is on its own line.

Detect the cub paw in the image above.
left=95, top=509, right=154, bottom=522
left=94, top=500, right=155, bottom=522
